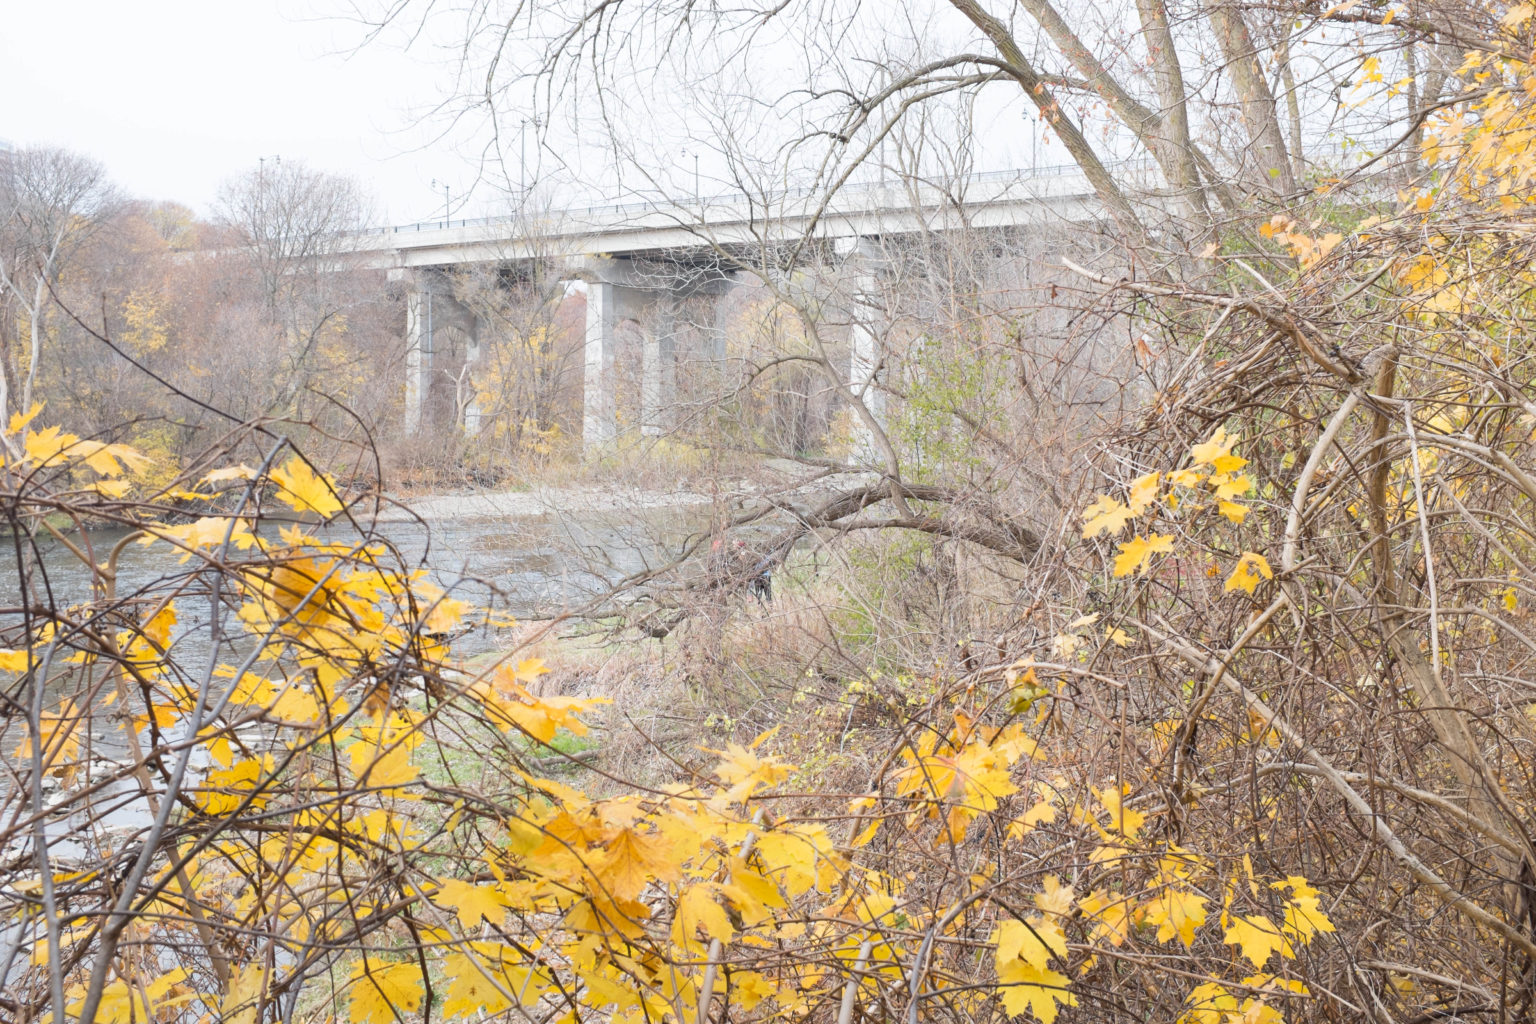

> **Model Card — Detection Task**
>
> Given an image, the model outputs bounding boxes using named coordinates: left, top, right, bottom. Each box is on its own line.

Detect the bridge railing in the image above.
left=377, top=160, right=1127, bottom=237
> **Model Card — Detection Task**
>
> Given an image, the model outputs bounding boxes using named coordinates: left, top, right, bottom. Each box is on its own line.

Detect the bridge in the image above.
left=347, top=162, right=1127, bottom=448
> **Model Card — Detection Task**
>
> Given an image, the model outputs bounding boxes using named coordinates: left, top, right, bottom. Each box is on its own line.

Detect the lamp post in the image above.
left=681, top=148, right=701, bottom=203
left=257, top=155, right=281, bottom=232
left=519, top=117, right=541, bottom=197
left=430, top=179, right=450, bottom=227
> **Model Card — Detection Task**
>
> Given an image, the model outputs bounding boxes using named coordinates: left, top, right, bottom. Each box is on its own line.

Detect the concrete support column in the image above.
left=707, top=278, right=736, bottom=365
left=641, top=295, right=678, bottom=437
left=462, top=331, right=483, bottom=436
left=846, top=238, right=888, bottom=461
left=584, top=280, right=618, bottom=447
left=404, top=289, right=434, bottom=437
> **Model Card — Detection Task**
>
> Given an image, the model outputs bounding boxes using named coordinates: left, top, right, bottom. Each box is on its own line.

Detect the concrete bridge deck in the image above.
left=345, top=162, right=1133, bottom=447
left=357, top=162, right=1118, bottom=270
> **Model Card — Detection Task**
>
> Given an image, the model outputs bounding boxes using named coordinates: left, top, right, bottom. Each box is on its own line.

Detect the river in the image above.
left=6, top=497, right=711, bottom=660
left=0, top=496, right=712, bottom=875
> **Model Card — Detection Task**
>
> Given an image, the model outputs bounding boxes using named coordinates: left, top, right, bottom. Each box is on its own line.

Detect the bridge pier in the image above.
left=843, top=238, right=890, bottom=463
left=583, top=280, right=619, bottom=446
left=584, top=279, right=663, bottom=447
left=583, top=265, right=740, bottom=450
left=404, top=290, right=432, bottom=437
left=402, top=272, right=480, bottom=438
left=641, top=294, right=678, bottom=437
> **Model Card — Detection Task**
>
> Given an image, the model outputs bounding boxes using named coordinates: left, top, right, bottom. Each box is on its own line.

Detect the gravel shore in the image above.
left=373, top=484, right=716, bottom=523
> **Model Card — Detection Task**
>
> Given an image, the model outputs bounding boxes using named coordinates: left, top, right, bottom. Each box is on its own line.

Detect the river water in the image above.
left=0, top=500, right=709, bottom=880
left=7, top=502, right=708, bottom=660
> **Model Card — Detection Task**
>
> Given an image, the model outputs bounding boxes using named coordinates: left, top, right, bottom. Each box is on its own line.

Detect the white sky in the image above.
left=0, top=0, right=1097, bottom=228
left=1, top=1, right=468, bottom=223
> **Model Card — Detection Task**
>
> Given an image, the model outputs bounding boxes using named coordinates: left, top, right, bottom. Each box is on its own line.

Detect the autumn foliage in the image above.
left=9, top=2, right=1536, bottom=1023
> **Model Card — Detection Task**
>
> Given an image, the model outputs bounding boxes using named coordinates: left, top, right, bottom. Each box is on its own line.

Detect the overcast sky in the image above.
left=1, top=0, right=1081, bottom=228
left=1, top=1, right=469, bottom=223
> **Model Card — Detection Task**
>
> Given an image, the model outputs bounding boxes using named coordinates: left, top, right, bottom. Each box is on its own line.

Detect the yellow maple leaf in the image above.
left=73, top=440, right=151, bottom=477
left=482, top=690, right=606, bottom=743
left=952, top=740, right=1020, bottom=809
left=163, top=487, right=216, bottom=501
left=1094, top=785, right=1146, bottom=838
left=1211, top=473, right=1254, bottom=500
left=14, top=698, right=81, bottom=773
left=1502, top=2, right=1536, bottom=27
left=1190, top=427, right=1239, bottom=468
left=1078, top=889, right=1133, bottom=946
left=1178, top=981, right=1237, bottom=1024
left=672, top=884, right=735, bottom=950
left=707, top=742, right=795, bottom=803
left=1223, top=913, right=1291, bottom=968
left=580, top=966, right=650, bottom=1010
left=1113, top=533, right=1175, bottom=576
left=731, top=970, right=782, bottom=1011
left=64, top=968, right=191, bottom=1024
left=1218, top=500, right=1248, bottom=524
left=1145, top=887, right=1208, bottom=947
left=751, top=827, right=827, bottom=897
left=513, top=657, right=548, bottom=683
left=351, top=740, right=420, bottom=791
left=347, top=958, right=424, bottom=1024
left=7, top=401, right=44, bottom=435
left=433, top=877, right=508, bottom=929
left=1280, top=891, right=1336, bottom=944
left=0, top=649, right=30, bottom=672
left=996, top=958, right=1076, bottom=1023
left=194, top=756, right=273, bottom=815
left=201, top=464, right=258, bottom=485
left=994, top=916, right=1069, bottom=968
left=1166, top=467, right=1204, bottom=488
left=1271, top=874, right=1318, bottom=901
left=1126, top=471, right=1161, bottom=513
left=601, top=825, right=679, bottom=900
left=142, top=516, right=257, bottom=562
left=1034, top=876, right=1075, bottom=918
left=440, top=954, right=548, bottom=1018
left=24, top=425, right=81, bottom=467
left=220, top=964, right=266, bottom=1024
left=1081, top=495, right=1135, bottom=538
left=849, top=818, right=881, bottom=848
left=1233, top=997, right=1285, bottom=1024
left=270, top=456, right=343, bottom=517
left=1224, top=553, right=1274, bottom=595
left=441, top=953, right=515, bottom=1017
left=1009, top=798, right=1057, bottom=840
left=1242, top=971, right=1310, bottom=996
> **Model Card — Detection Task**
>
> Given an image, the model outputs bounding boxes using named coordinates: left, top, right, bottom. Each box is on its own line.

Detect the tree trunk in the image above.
left=1134, top=0, right=1206, bottom=218
left=1015, top=0, right=1206, bottom=225
left=1365, top=355, right=1535, bottom=921
left=1204, top=0, right=1295, bottom=194
left=946, top=0, right=1153, bottom=249
left=1275, top=34, right=1307, bottom=184
left=22, top=275, right=44, bottom=416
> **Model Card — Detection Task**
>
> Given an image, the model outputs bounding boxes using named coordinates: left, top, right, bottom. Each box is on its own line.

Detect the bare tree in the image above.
left=0, top=147, right=121, bottom=425
left=213, top=159, right=377, bottom=418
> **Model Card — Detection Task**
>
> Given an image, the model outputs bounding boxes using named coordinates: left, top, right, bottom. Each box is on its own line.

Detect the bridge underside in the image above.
left=392, top=215, right=1104, bottom=463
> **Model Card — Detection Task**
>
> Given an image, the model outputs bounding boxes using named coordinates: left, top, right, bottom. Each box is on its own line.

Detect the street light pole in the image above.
left=681, top=148, right=701, bottom=205
left=431, top=179, right=450, bottom=226
left=519, top=117, right=541, bottom=198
